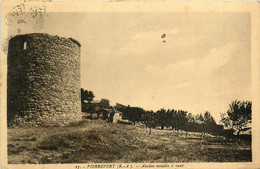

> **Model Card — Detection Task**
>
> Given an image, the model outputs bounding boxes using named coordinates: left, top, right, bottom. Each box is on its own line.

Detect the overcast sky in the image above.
left=9, top=12, right=251, bottom=122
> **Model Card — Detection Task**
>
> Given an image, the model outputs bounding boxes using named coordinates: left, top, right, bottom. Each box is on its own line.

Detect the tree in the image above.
left=81, top=88, right=95, bottom=114
left=184, top=113, right=195, bottom=137
left=169, top=109, right=181, bottom=133
left=100, top=98, right=110, bottom=108
left=165, top=109, right=173, bottom=128
left=221, top=100, right=252, bottom=135
left=176, top=110, right=188, bottom=137
left=193, top=113, right=206, bottom=138
left=168, top=110, right=188, bottom=137
left=202, top=111, right=218, bottom=136
left=156, top=108, right=167, bottom=130
left=187, top=113, right=195, bottom=123
left=220, top=113, right=233, bottom=129
left=203, top=111, right=216, bottom=124
left=142, top=111, right=156, bottom=135
left=118, top=105, right=145, bottom=125
left=81, top=88, right=95, bottom=103
left=86, top=91, right=95, bottom=103
left=194, top=113, right=204, bottom=124
left=97, top=98, right=111, bottom=119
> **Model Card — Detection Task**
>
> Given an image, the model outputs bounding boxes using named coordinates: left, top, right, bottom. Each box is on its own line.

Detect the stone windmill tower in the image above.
left=7, top=33, right=82, bottom=126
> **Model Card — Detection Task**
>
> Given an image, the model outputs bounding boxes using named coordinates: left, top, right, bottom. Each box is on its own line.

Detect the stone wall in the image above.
left=7, top=33, right=82, bottom=126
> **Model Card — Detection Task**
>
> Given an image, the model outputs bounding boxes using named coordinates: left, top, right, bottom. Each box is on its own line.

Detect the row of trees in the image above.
left=118, top=106, right=220, bottom=136
left=80, top=88, right=252, bottom=138
left=116, top=100, right=252, bottom=137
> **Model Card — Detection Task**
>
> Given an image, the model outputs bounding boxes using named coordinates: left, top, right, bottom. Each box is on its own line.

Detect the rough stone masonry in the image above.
left=7, top=33, right=82, bottom=126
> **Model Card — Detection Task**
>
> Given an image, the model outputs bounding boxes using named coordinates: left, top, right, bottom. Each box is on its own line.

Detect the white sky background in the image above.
left=8, top=12, right=251, bottom=123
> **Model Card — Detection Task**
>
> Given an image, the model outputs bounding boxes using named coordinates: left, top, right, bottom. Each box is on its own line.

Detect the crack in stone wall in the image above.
left=7, top=33, right=82, bottom=126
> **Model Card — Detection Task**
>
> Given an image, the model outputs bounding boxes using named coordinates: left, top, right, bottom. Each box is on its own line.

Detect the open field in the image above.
left=8, top=120, right=251, bottom=164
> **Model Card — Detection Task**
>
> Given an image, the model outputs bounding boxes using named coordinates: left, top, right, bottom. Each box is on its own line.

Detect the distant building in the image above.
left=110, top=107, right=122, bottom=123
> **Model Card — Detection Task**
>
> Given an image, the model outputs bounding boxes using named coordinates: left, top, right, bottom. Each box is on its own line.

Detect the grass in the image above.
left=7, top=119, right=252, bottom=164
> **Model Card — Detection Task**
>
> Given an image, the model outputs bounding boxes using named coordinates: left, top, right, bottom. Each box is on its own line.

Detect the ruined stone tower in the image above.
left=7, top=33, right=82, bottom=126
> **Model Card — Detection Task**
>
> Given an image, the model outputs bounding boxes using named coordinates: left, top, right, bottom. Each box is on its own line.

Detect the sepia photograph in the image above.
left=1, top=1, right=259, bottom=169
